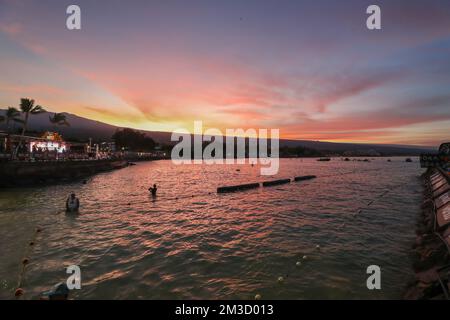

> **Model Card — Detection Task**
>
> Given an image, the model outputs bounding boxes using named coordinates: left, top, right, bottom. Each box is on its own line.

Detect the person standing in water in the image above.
left=148, top=184, right=157, bottom=196
left=66, top=193, right=80, bottom=212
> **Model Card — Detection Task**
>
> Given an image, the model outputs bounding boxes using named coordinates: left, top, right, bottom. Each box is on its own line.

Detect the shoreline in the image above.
left=404, top=168, right=449, bottom=299
left=0, top=159, right=130, bottom=188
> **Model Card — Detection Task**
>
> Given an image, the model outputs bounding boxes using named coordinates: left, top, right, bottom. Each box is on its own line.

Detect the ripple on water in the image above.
left=0, top=158, right=422, bottom=299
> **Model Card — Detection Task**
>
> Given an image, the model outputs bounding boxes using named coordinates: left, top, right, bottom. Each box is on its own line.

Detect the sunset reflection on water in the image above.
left=0, top=158, right=422, bottom=299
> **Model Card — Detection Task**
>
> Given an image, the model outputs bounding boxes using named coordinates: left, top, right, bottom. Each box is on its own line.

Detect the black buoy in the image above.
left=262, top=179, right=291, bottom=187
left=294, top=175, right=316, bottom=182
left=217, top=183, right=260, bottom=193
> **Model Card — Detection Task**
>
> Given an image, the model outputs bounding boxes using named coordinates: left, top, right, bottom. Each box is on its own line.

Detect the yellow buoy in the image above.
left=296, top=261, right=302, bottom=267
left=254, top=294, right=261, bottom=300
left=277, top=276, right=284, bottom=283
left=302, top=255, right=307, bottom=260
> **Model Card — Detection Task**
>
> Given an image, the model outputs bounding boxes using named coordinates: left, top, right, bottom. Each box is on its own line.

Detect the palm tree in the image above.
left=13, top=98, right=46, bottom=159
left=49, top=113, right=70, bottom=129
left=4, top=107, right=22, bottom=132
left=0, top=115, right=3, bottom=151
left=1, top=107, right=22, bottom=154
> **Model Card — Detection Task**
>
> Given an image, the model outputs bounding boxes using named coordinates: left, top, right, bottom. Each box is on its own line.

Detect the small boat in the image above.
left=406, top=158, right=413, bottom=162
left=317, top=158, right=331, bottom=161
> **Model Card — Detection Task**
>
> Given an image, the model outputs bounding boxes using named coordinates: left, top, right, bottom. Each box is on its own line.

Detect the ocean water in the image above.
left=0, top=158, right=423, bottom=299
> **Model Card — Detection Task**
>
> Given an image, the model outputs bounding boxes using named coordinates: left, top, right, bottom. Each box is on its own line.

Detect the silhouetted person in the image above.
left=66, top=193, right=80, bottom=212
left=148, top=184, right=157, bottom=197
left=40, top=282, right=70, bottom=300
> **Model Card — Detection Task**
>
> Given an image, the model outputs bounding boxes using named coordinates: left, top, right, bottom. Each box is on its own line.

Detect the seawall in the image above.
left=404, top=168, right=450, bottom=299
left=0, top=159, right=128, bottom=187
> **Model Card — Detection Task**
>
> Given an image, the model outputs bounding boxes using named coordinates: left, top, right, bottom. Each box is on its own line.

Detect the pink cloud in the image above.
left=0, top=22, right=22, bottom=36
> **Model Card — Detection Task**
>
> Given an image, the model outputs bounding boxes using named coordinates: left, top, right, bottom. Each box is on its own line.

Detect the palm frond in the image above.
left=31, top=105, right=46, bottom=114
left=49, top=113, right=69, bottom=126
left=6, top=107, right=20, bottom=118
left=19, top=98, right=34, bottom=113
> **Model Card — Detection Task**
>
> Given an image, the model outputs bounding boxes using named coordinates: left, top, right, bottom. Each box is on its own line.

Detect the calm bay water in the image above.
left=0, top=158, right=423, bottom=299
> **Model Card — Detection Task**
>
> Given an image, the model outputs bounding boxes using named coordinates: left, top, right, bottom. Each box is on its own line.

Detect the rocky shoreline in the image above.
left=404, top=168, right=450, bottom=299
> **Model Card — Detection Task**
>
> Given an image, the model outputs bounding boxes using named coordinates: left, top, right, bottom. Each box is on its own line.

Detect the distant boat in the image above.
left=344, top=158, right=350, bottom=161
left=405, top=158, right=413, bottom=162
left=317, top=158, right=331, bottom=161
left=387, top=159, right=391, bottom=162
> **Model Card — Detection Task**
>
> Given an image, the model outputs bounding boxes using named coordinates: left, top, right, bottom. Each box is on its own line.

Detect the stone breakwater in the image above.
left=404, top=168, right=450, bottom=299
left=0, top=159, right=128, bottom=187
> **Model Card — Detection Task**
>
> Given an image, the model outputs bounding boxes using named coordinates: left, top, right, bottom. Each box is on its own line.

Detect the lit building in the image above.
left=29, top=132, right=68, bottom=153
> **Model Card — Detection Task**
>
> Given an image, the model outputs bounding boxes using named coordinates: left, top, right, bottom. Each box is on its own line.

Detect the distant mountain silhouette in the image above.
left=0, top=109, right=172, bottom=143
left=0, top=109, right=436, bottom=155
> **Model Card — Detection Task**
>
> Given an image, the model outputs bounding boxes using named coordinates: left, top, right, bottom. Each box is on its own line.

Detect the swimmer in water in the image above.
left=148, top=184, right=157, bottom=197
left=66, top=193, right=80, bottom=212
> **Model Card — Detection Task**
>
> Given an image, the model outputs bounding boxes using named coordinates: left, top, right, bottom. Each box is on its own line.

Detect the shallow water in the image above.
left=0, top=158, right=423, bottom=299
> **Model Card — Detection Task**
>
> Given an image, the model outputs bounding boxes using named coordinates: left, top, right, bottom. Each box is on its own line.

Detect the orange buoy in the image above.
left=15, top=288, right=24, bottom=297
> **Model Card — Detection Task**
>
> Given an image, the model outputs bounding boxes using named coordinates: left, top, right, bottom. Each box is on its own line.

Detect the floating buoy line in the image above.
left=217, top=175, right=316, bottom=193
left=133, top=166, right=386, bottom=203
left=15, top=226, right=43, bottom=299
left=259, top=244, right=321, bottom=298
left=243, top=168, right=406, bottom=298
left=13, top=215, right=120, bottom=300
left=351, top=183, right=405, bottom=217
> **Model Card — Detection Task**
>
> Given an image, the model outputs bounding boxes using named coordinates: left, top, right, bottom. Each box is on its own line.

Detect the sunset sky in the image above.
left=0, top=0, right=449, bottom=145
